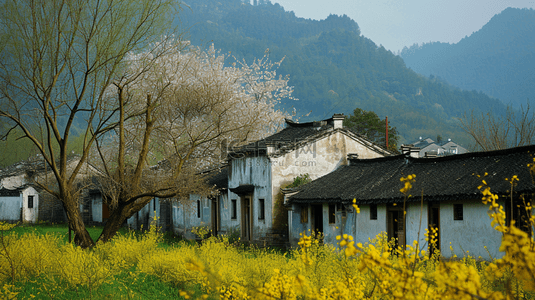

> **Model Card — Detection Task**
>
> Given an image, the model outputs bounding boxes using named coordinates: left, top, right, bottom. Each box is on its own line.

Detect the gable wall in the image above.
left=272, top=131, right=384, bottom=215
left=1, top=174, right=27, bottom=189
left=272, top=131, right=384, bottom=190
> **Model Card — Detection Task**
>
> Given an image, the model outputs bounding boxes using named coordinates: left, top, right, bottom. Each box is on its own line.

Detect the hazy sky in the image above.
left=271, top=0, right=535, bottom=53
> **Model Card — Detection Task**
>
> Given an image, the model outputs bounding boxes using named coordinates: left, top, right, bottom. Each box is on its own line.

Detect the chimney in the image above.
left=401, top=144, right=420, bottom=158
left=266, top=141, right=276, bottom=155
left=331, top=114, right=345, bottom=129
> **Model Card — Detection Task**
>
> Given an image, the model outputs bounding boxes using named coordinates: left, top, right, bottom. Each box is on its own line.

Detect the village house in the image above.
left=286, top=144, right=535, bottom=259
left=217, top=114, right=391, bottom=245
left=401, top=136, right=469, bottom=158
left=166, top=167, right=228, bottom=238
left=0, top=155, right=105, bottom=224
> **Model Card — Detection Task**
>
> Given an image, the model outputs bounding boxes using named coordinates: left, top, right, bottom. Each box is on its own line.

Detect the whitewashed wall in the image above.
left=21, top=186, right=39, bottom=223
left=440, top=200, right=504, bottom=259
left=0, top=174, right=26, bottom=189
left=222, top=191, right=241, bottom=235
left=170, top=195, right=211, bottom=239
left=92, top=194, right=103, bottom=223
left=228, top=156, right=272, bottom=240
left=353, top=204, right=388, bottom=245
left=405, top=202, right=428, bottom=252
left=0, top=195, right=21, bottom=221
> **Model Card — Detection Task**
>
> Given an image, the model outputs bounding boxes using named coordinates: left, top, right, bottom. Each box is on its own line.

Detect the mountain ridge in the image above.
left=179, top=0, right=508, bottom=147
left=400, top=7, right=535, bottom=108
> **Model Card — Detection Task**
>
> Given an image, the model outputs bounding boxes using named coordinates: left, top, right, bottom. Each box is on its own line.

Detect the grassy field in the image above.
left=1, top=220, right=534, bottom=299
left=1, top=223, right=204, bottom=299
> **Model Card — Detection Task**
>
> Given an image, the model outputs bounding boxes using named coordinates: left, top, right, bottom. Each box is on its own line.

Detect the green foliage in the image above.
left=344, top=108, right=400, bottom=152
left=0, top=126, right=89, bottom=168
left=287, top=174, right=312, bottom=188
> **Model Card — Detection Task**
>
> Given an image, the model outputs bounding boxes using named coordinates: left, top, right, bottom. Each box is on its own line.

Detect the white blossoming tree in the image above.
left=93, top=41, right=294, bottom=242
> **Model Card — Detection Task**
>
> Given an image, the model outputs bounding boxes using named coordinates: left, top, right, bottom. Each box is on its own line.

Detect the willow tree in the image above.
left=92, top=43, right=294, bottom=242
left=0, top=0, right=178, bottom=248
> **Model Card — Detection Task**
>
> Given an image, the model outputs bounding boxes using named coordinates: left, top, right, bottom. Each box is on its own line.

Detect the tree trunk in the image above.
left=63, top=200, right=95, bottom=248
left=97, top=198, right=154, bottom=243
left=97, top=206, right=128, bottom=243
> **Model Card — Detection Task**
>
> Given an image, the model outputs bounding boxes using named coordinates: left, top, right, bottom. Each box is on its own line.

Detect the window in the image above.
left=300, top=205, right=308, bottom=223
left=370, top=204, right=377, bottom=220
left=329, top=204, right=336, bottom=224
left=197, top=200, right=201, bottom=218
left=28, top=195, right=34, bottom=209
left=258, top=199, right=265, bottom=220
left=231, top=199, right=237, bottom=220
left=454, top=204, right=463, bottom=220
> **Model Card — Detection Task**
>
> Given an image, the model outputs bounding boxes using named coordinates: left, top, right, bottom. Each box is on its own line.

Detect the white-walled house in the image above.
left=402, top=137, right=468, bottom=158
left=0, top=156, right=104, bottom=224
left=223, top=114, right=391, bottom=245
left=287, top=145, right=535, bottom=259
left=0, top=185, right=40, bottom=223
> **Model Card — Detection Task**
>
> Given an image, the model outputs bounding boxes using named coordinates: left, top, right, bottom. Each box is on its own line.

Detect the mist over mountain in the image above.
left=400, top=8, right=535, bottom=108
left=181, top=0, right=507, bottom=146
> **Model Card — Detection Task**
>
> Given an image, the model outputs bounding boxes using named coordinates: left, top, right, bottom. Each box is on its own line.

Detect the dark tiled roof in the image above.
left=234, top=119, right=333, bottom=153
left=206, top=167, right=228, bottom=190
left=0, top=155, right=88, bottom=179
left=0, top=188, right=21, bottom=196
left=0, top=184, right=41, bottom=196
left=289, top=145, right=535, bottom=205
left=230, top=117, right=390, bottom=158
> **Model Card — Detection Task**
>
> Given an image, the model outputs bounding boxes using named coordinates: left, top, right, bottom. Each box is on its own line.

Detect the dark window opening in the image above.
left=506, top=195, right=532, bottom=236
left=370, top=204, right=377, bottom=220
left=337, top=203, right=347, bottom=217
left=28, top=195, right=34, bottom=209
left=454, top=204, right=463, bottom=220
left=197, top=200, right=201, bottom=218
left=258, top=199, right=265, bottom=220
left=329, top=204, right=336, bottom=224
left=231, top=199, right=237, bottom=220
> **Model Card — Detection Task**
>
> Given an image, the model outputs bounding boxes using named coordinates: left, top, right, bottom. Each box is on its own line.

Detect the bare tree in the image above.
left=460, top=102, right=535, bottom=151
left=0, top=0, right=178, bottom=248
left=91, top=43, right=294, bottom=242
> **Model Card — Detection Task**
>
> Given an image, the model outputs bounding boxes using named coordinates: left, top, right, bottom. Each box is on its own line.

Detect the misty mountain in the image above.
left=400, top=8, right=535, bottom=108
left=180, top=0, right=509, bottom=147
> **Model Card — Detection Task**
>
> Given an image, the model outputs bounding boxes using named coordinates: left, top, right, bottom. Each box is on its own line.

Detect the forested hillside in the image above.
left=0, top=0, right=511, bottom=167
left=400, top=8, right=535, bottom=108
left=179, top=0, right=506, bottom=146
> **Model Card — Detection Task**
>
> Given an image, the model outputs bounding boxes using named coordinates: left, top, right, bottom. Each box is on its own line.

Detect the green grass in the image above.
left=9, top=223, right=130, bottom=244
left=13, top=270, right=209, bottom=300
left=2, top=224, right=206, bottom=299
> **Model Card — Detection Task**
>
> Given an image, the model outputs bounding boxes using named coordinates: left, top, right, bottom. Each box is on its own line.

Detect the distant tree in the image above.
left=460, top=103, right=535, bottom=151
left=344, top=108, right=399, bottom=152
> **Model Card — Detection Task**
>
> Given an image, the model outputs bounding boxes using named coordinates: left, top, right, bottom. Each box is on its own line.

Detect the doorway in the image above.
left=241, top=195, right=252, bottom=241
left=211, top=198, right=220, bottom=236
left=428, top=202, right=440, bottom=255
left=387, top=204, right=405, bottom=249
left=506, top=196, right=532, bottom=236
left=311, top=204, right=324, bottom=240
